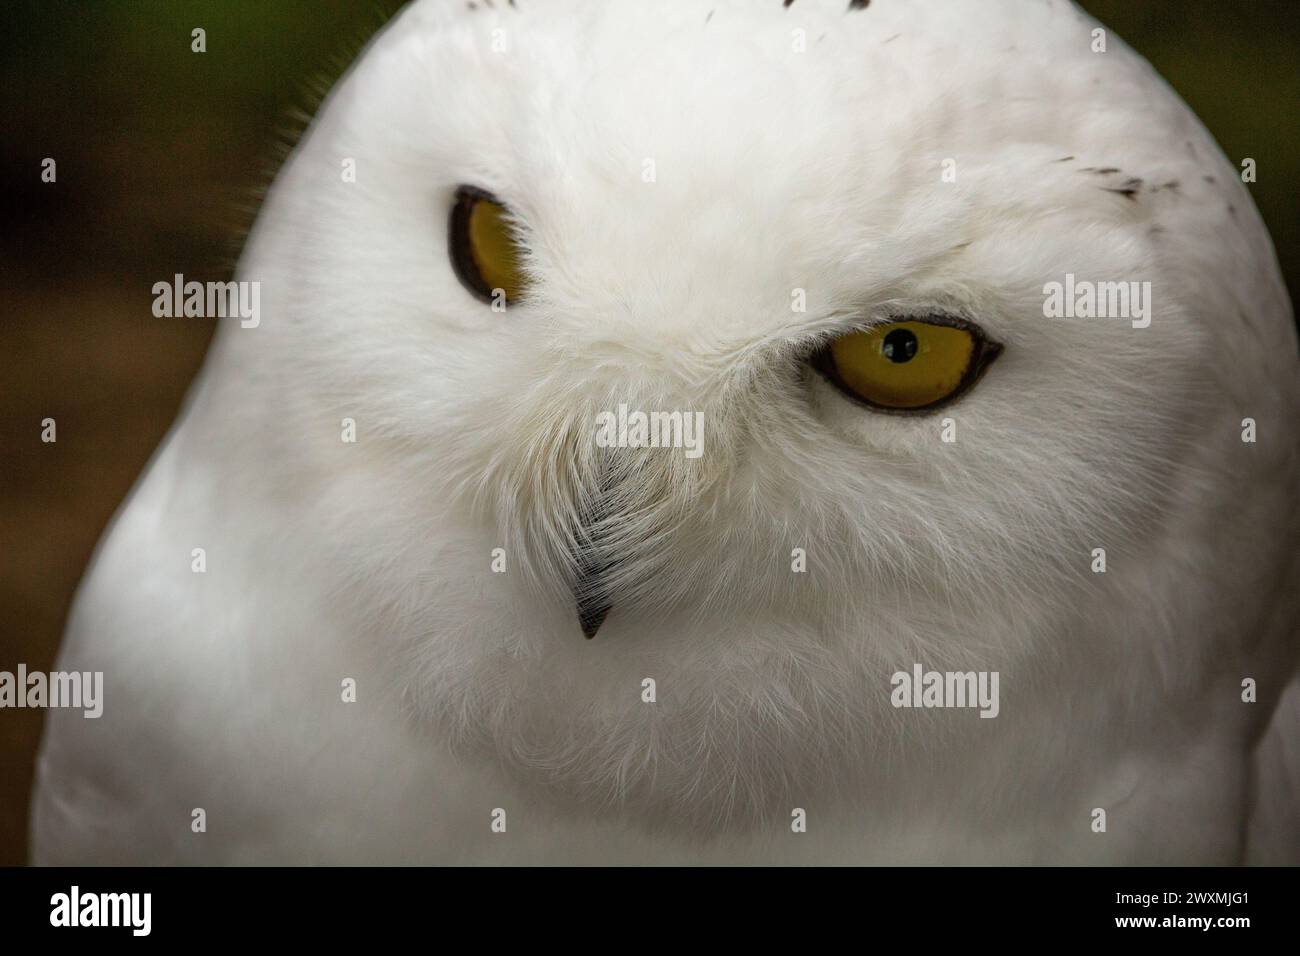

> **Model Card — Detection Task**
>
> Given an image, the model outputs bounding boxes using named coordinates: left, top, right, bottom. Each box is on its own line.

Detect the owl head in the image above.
left=223, top=0, right=1295, bottom=830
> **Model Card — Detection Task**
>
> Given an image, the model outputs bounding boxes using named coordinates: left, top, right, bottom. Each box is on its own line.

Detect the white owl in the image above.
left=33, top=0, right=1298, bottom=864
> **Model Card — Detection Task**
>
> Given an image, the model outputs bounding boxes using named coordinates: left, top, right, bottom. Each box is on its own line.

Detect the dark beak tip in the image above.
left=578, top=603, right=610, bottom=640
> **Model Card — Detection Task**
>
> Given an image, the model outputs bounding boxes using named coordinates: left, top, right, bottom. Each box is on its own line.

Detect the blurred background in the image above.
left=1, top=1, right=1296, bottom=866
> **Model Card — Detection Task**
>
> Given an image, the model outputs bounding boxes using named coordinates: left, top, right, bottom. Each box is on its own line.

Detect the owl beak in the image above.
left=573, top=534, right=613, bottom=638
left=576, top=587, right=611, bottom=639
left=572, top=474, right=615, bottom=639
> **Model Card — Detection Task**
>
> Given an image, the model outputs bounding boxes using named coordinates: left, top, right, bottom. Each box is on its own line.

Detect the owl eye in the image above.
left=812, top=317, right=1002, bottom=412
left=449, top=186, right=531, bottom=305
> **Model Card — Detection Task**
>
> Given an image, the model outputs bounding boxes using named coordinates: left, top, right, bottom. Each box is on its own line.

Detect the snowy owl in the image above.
left=32, top=0, right=1298, bottom=864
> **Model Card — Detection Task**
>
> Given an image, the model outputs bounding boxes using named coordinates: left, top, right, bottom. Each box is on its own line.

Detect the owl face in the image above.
left=254, top=0, right=1271, bottom=826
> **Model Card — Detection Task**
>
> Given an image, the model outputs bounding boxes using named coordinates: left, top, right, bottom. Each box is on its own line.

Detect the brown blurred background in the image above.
left=1, top=1, right=1297, bottom=866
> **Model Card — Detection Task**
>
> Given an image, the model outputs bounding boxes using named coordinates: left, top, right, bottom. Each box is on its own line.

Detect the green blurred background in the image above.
left=1, top=1, right=1296, bottom=865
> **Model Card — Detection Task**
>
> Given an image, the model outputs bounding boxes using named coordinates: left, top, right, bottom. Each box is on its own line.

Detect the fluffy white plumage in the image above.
left=33, top=0, right=1298, bottom=863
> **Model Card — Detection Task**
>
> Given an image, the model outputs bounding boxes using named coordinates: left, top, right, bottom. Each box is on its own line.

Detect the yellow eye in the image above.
left=449, top=186, right=531, bottom=304
left=814, top=318, right=1001, bottom=412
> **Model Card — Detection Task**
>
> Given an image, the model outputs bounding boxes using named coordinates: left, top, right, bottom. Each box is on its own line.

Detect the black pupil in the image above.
left=882, top=328, right=918, bottom=363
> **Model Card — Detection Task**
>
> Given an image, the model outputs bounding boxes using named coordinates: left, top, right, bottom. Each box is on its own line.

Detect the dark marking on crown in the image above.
left=705, top=8, right=714, bottom=23
left=883, top=32, right=902, bottom=43
left=1101, top=178, right=1142, bottom=200
left=783, top=1, right=872, bottom=16
left=1050, top=155, right=1075, bottom=163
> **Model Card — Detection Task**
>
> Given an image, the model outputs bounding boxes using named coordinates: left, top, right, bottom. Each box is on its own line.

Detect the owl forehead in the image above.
left=342, top=0, right=1224, bottom=336
left=381, top=0, right=1170, bottom=195
left=388, top=4, right=911, bottom=302
left=454, top=9, right=876, bottom=184
left=380, top=1, right=1111, bottom=241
